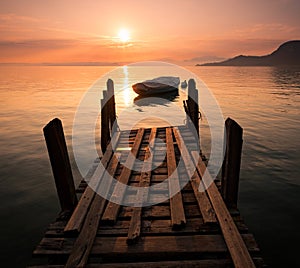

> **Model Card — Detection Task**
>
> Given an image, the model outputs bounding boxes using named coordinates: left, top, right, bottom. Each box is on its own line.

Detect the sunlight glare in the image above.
left=118, top=28, right=130, bottom=42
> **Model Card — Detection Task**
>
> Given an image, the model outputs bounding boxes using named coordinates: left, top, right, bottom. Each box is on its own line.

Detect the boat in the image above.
left=181, top=80, right=187, bottom=88
left=132, top=76, right=180, bottom=96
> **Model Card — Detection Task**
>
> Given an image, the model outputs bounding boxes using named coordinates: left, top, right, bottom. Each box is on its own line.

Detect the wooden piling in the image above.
left=187, top=79, right=199, bottom=137
left=221, top=118, right=243, bottom=209
left=107, top=79, right=117, bottom=133
left=101, top=79, right=118, bottom=154
left=43, top=118, right=77, bottom=212
left=101, top=91, right=110, bottom=154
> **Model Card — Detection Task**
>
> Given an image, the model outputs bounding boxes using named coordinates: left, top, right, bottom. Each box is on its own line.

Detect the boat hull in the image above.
left=132, top=76, right=180, bottom=96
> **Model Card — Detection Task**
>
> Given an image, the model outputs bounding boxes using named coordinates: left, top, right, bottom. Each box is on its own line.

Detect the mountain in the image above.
left=184, top=56, right=226, bottom=65
left=199, top=40, right=300, bottom=66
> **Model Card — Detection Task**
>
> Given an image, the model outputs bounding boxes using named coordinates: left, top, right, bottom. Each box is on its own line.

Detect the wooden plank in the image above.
left=65, top=153, right=120, bottom=267
left=191, top=151, right=256, bottom=268
left=34, top=234, right=259, bottom=257
left=166, top=128, right=186, bottom=229
left=47, top=216, right=245, bottom=238
left=102, top=128, right=145, bottom=224
left=173, top=128, right=217, bottom=224
left=29, top=259, right=232, bottom=268
left=222, top=118, right=243, bottom=208
left=89, top=259, right=233, bottom=268
left=30, top=257, right=267, bottom=268
left=64, top=132, right=120, bottom=233
left=43, top=118, right=77, bottom=212
left=29, top=257, right=266, bottom=268
left=127, top=128, right=157, bottom=244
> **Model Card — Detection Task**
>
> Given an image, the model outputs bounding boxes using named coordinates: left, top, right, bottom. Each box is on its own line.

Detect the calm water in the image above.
left=0, top=65, right=299, bottom=267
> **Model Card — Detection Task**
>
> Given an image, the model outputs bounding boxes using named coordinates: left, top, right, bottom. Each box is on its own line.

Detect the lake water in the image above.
left=0, top=65, right=299, bottom=267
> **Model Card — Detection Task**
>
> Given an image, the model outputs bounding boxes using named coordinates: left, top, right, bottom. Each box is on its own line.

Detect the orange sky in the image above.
left=0, top=0, right=299, bottom=64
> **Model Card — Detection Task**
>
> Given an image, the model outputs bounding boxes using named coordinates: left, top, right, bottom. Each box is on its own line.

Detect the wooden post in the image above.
left=221, top=118, right=243, bottom=209
left=43, top=118, right=78, bottom=212
left=187, top=79, right=199, bottom=137
left=101, top=79, right=118, bottom=154
left=107, top=79, right=117, bottom=133
left=101, top=90, right=110, bottom=154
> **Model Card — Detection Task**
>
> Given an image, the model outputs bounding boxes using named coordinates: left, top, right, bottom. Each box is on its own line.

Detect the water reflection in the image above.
left=271, top=67, right=300, bottom=97
left=122, top=66, right=131, bottom=106
left=133, top=91, right=179, bottom=107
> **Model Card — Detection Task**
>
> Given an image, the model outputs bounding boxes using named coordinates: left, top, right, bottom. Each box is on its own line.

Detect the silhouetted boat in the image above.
left=132, top=76, right=180, bottom=96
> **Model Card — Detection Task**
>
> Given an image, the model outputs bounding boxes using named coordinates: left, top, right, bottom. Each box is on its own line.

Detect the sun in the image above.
left=118, top=28, right=130, bottom=42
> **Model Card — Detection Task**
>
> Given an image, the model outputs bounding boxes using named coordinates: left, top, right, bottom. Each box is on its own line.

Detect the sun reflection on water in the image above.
left=122, top=65, right=131, bottom=107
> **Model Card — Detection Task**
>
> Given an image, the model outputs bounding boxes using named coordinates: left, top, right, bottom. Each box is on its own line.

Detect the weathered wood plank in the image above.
left=102, top=128, right=145, bottom=224
left=173, top=128, right=217, bottom=224
left=64, top=132, right=120, bottom=234
left=29, top=257, right=266, bottom=268
left=43, top=118, right=77, bottom=212
left=34, top=234, right=259, bottom=257
left=166, top=128, right=186, bottom=229
left=65, top=154, right=120, bottom=267
left=30, top=259, right=232, bottom=268
left=127, top=128, right=157, bottom=244
left=191, top=151, right=256, bottom=268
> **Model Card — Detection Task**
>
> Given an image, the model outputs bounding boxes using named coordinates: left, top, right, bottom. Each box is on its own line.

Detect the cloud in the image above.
left=232, top=23, right=300, bottom=39
left=0, top=13, right=41, bottom=23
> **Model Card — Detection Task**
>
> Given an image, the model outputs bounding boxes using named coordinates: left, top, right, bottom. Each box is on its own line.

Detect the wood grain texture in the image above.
left=166, top=128, right=186, bottom=229
left=35, top=233, right=259, bottom=256
left=64, top=132, right=120, bottom=233
left=65, top=154, right=120, bottom=267
left=127, top=128, right=157, bottom=244
left=102, top=128, right=145, bottom=224
left=173, top=127, right=216, bottom=224
left=191, top=151, right=256, bottom=268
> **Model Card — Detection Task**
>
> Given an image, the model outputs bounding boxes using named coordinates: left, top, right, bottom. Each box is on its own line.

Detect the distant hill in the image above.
left=199, top=40, right=300, bottom=66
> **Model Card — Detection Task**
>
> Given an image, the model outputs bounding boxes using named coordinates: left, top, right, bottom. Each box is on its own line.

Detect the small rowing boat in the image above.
left=132, top=76, right=180, bottom=96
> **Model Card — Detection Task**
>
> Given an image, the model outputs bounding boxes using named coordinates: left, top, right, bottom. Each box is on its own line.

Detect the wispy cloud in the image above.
left=0, top=13, right=41, bottom=23
left=232, top=23, right=300, bottom=39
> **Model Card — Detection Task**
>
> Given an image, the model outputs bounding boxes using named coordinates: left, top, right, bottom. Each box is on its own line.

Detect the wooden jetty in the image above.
left=30, top=79, right=265, bottom=267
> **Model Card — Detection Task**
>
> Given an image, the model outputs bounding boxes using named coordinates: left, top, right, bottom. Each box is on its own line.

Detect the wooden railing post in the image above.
left=107, top=79, right=117, bottom=133
left=101, top=79, right=118, bottom=154
left=221, top=118, right=243, bottom=209
left=101, top=90, right=110, bottom=154
left=187, top=79, right=199, bottom=137
left=43, top=118, right=78, bottom=212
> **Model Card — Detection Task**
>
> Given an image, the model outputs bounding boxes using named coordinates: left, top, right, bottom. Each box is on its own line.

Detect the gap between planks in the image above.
left=127, top=128, right=157, bottom=244
left=102, top=128, right=145, bottom=224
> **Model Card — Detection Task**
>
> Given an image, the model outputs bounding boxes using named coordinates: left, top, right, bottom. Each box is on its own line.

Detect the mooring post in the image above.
left=107, top=79, right=117, bottom=133
left=43, top=118, right=78, bottom=212
left=187, top=79, right=199, bottom=137
left=101, top=90, right=110, bottom=154
left=221, top=118, right=243, bottom=209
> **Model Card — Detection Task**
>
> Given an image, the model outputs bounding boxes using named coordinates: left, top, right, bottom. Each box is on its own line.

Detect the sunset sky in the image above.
left=0, top=0, right=299, bottom=64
